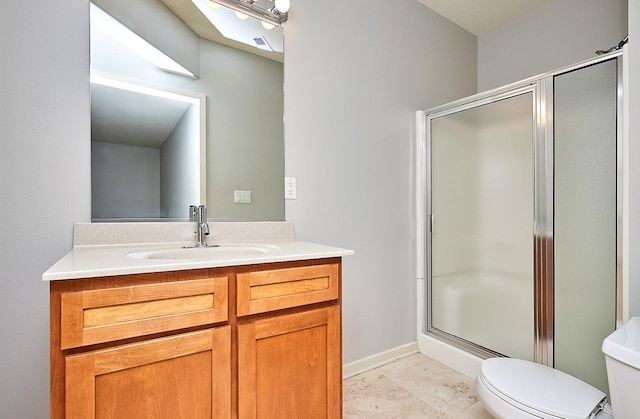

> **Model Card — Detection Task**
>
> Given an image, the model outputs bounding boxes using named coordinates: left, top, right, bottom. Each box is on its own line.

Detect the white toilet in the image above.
left=476, top=316, right=640, bottom=418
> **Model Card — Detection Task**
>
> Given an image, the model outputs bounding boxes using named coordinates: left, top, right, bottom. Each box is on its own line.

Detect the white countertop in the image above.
left=43, top=240, right=353, bottom=281
left=43, top=222, right=354, bottom=281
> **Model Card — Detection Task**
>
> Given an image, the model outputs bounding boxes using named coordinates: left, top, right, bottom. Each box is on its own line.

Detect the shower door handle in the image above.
left=429, top=214, right=434, bottom=232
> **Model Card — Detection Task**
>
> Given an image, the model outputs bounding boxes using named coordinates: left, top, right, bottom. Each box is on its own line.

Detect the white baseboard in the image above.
left=342, top=341, right=419, bottom=379
left=417, top=333, right=483, bottom=379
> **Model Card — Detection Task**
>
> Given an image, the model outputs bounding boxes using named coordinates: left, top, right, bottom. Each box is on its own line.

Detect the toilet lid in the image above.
left=480, top=358, right=606, bottom=419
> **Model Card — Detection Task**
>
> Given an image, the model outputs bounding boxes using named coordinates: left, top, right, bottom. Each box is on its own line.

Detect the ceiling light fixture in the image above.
left=208, top=0, right=288, bottom=26
left=235, top=11, right=249, bottom=20
left=274, top=0, right=290, bottom=13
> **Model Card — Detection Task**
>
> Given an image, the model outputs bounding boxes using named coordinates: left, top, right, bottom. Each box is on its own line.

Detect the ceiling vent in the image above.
left=252, top=36, right=274, bottom=52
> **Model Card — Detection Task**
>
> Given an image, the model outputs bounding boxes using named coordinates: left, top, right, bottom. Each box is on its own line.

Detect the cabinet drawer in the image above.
left=60, top=277, right=228, bottom=350
left=237, top=264, right=339, bottom=316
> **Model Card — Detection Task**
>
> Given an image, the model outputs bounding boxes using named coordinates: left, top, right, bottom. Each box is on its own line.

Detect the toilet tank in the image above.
left=602, top=316, right=640, bottom=418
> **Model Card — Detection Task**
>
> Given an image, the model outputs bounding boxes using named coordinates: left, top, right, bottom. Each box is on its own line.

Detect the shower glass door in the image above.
left=428, top=90, right=535, bottom=361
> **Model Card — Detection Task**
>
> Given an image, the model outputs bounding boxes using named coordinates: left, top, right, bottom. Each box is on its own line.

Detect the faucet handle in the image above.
left=198, top=205, right=207, bottom=222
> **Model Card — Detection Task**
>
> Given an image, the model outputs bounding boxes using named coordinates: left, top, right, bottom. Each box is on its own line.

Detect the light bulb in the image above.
left=235, top=11, right=249, bottom=20
left=274, top=0, right=290, bottom=13
left=207, top=0, right=221, bottom=9
left=261, top=21, right=275, bottom=30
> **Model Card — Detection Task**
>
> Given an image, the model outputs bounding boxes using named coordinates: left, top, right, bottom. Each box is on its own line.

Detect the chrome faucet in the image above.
left=187, top=205, right=216, bottom=248
left=196, top=205, right=210, bottom=247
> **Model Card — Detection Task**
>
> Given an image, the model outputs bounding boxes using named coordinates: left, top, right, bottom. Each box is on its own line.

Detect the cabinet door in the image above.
left=65, top=327, right=230, bottom=419
left=238, top=306, right=341, bottom=418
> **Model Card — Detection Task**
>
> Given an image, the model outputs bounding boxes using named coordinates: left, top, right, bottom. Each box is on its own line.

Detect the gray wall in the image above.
left=478, top=0, right=639, bottom=319
left=161, top=104, right=199, bottom=218
left=92, top=141, right=161, bottom=218
left=478, top=0, right=627, bottom=91
left=199, top=39, right=284, bottom=221
left=0, top=1, right=90, bottom=418
left=283, top=0, right=477, bottom=364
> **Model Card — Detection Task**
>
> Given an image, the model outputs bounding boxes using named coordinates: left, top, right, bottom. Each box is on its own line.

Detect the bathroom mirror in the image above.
left=90, top=0, right=285, bottom=221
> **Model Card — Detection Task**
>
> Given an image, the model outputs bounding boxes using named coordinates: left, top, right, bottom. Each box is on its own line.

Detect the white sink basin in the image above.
left=126, top=243, right=279, bottom=261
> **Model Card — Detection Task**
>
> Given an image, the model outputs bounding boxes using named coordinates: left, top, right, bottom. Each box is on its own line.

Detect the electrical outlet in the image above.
left=285, top=177, right=296, bottom=199
left=234, top=190, right=251, bottom=203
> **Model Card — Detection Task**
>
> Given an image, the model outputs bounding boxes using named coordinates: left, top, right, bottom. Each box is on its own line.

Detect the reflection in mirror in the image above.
left=90, top=0, right=285, bottom=222
left=91, top=73, right=205, bottom=220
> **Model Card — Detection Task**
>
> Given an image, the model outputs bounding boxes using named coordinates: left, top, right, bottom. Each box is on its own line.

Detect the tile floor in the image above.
left=343, top=353, right=493, bottom=418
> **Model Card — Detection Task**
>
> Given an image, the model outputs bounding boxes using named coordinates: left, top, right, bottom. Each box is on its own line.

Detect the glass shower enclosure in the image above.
left=416, top=52, right=623, bottom=393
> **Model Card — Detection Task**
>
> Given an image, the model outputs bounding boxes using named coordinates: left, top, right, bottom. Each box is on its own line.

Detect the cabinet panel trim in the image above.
left=65, top=327, right=231, bottom=418
left=237, top=306, right=342, bottom=418
left=237, top=264, right=338, bottom=316
left=60, top=277, right=228, bottom=349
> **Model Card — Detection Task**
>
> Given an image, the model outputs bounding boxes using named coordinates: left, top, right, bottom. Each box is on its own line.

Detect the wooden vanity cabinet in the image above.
left=50, top=258, right=343, bottom=419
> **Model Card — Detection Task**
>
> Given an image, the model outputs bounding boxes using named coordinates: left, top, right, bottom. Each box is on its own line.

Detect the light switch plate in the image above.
left=234, top=190, right=251, bottom=203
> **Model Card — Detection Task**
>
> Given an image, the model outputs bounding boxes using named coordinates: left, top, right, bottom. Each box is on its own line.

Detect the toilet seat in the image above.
left=477, top=358, right=607, bottom=419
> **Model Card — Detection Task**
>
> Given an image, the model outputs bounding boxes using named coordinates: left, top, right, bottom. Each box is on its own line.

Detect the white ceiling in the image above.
left=160, top=0, right=283, bottom=62
left=417, top=0, right=553, bottom=36
left=91, top=83, right=191, bottom=148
